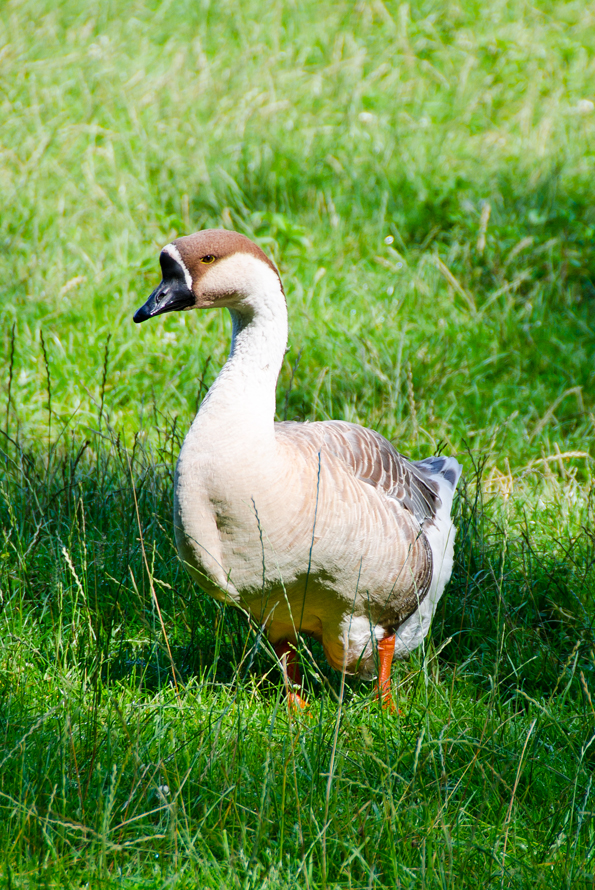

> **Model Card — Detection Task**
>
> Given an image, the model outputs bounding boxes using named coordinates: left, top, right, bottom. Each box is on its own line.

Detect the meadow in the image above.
left=0, top=0, right=595, bottom=886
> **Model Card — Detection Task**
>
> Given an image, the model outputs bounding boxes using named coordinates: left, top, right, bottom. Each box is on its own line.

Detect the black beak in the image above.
left=133, top=278, right=194, bottom=324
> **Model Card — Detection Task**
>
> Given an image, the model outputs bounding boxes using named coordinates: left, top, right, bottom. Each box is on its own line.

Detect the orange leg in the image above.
left=274, top=641, right=308, bottom=711
left=375, top=634, right=397, bottom=712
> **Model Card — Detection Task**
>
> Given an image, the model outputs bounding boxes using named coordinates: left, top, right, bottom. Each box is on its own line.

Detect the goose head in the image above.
left=133, top=229, right=282, bottom=324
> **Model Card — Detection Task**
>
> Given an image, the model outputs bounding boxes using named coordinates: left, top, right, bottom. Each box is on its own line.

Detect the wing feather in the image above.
left=275, top=420, right=461, bottom=528
left=317, top=421, right=441, bottom=525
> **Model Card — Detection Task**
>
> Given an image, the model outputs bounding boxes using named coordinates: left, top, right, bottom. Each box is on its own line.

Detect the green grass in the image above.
left=1, top=0, right=595, bottom=885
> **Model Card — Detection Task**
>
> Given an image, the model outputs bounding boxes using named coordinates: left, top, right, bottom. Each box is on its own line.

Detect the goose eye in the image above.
left=200, top=255, right=216, bottom=264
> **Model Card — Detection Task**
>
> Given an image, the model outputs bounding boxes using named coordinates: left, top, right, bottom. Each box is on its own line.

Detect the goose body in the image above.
left=134, top=230, right=461, bottom=692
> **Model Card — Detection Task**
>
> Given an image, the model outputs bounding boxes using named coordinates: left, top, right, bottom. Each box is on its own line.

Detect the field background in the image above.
left=1, top=0, right=595, bottom=886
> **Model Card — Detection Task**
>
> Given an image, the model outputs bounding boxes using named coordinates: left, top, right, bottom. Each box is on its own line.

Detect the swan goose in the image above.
left=134, top=229, right=461, bottom=709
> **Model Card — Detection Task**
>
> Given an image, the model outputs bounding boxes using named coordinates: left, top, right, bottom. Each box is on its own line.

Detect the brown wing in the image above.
left=277, top=420, right=442, bottom=526
left=321, top=421, right=443, bottom=524
left=275, top=419, right=442, bottom=625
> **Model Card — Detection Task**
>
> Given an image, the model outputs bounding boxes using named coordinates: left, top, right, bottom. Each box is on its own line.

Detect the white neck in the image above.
left=190, top=255, right=288, bottom=447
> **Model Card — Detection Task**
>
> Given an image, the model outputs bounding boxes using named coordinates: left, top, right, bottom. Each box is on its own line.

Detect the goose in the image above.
left=133, top=229, right=461, bottom=710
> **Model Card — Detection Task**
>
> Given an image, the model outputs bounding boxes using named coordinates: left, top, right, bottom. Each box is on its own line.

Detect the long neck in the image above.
left=191, top=273, right=288, bottom=446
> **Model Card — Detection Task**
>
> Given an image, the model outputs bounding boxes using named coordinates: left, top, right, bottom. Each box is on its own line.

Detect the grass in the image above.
left=1, top=0, right=595, bottom=885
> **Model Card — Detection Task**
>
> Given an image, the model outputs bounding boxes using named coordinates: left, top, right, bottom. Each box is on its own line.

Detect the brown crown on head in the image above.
left=173, top=230, right=280, bottom=285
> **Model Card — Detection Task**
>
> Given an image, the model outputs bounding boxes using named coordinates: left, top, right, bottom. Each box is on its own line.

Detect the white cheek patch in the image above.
left=200, top=253, right=282, bottom=301
left=163, top=243, right=193, bottom=291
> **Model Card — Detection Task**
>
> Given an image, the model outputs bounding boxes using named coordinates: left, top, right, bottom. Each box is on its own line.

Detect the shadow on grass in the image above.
left=1, top=423, right=594, bottom=888
left=3, top=422, right=593, bottom=699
